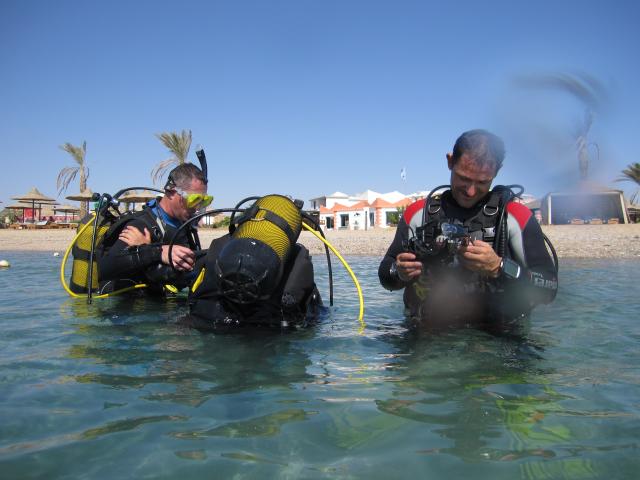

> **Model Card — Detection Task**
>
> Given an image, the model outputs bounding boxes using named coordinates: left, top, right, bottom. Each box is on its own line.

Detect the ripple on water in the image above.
left=0, top=254, right=639, bottom=479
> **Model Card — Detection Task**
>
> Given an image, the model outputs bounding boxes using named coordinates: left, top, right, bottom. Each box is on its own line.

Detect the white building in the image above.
left=308, top=190, right=427, bottom=230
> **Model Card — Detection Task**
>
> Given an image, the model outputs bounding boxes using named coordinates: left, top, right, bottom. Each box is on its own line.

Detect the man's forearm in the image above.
left=99, top=243, right=163, bottom=281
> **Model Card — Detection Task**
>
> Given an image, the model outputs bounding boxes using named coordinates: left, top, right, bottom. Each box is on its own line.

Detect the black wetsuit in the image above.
left=98, top=201, right=200, bottom=294
left=379, top=191, right=557, bottom=325
left=187, top=234, right=321, bottom=329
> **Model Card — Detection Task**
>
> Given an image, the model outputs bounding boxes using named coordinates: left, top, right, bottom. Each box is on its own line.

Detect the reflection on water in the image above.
left=0, top=253, right=639, bottom=479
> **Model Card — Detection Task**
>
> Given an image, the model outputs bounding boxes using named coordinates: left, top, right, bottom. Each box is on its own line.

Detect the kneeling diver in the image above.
left=184, top=194, right=323, bottom=330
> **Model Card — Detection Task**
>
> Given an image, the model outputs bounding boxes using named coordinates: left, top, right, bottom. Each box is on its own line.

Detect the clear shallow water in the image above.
left=1, top=251, right=639, bottom=479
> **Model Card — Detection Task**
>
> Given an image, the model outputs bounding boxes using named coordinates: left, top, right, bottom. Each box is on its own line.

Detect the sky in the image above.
left=2, top=0, right=640, bottom=210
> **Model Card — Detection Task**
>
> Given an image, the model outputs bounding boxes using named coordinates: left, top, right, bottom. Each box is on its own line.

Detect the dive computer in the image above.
left=499, top=258, right=521, bottom=280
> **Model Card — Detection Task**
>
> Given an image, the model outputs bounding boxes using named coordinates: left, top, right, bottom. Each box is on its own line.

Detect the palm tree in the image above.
left=151, top=129, right=192, bottom=185
left=57, top=141, right=89, bottom=217
left=514, top=72, right=607, bottom=179
left=616, top=162, right=640, bottom=204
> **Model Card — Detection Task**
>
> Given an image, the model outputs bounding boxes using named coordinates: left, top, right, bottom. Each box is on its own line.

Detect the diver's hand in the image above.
left=396, top=252, right=423, bottom=282
left=119, top=226, right=151, bottom=246
left=161, top=245, right=195, bottom=272
left=457, top=239, right=501, bottom=277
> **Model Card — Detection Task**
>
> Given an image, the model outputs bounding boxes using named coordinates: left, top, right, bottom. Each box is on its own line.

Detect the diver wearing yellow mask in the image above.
left=97, top=163, right=210, bottom=295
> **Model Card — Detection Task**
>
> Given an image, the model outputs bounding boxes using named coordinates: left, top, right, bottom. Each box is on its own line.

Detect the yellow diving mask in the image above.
left=175, top=188, right=214, bottom=210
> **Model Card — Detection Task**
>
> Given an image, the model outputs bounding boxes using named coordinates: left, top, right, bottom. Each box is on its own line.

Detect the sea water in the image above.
left=0, top=251, right=639, bottom=479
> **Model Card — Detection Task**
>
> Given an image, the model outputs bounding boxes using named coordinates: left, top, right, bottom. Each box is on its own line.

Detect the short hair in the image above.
left=451, top=129, right=505, bottom=173
left=165, top=163, right=206, bottom=191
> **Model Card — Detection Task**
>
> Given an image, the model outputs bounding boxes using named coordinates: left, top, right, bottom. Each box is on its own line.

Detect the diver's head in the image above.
left=160, top=163, right=211, bottom=222
left=446, top=129, right=505, bottom=208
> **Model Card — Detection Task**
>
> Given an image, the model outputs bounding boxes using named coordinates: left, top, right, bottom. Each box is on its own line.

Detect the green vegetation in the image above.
left=616, top=162, right=640, bottom=204
left=57, top=141, right=89, bottom=217
left=151, top=129, right=192, bottom=185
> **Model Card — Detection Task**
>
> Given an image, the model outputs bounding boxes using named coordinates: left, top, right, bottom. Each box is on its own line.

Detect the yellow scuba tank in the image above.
left=69, top=213, right=112, bottom=293
left=214, top=194, right=303, bottom=304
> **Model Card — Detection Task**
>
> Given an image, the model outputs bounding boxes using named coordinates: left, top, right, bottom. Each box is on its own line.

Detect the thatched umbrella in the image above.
left=5, top=203, right=27, bottom=222
left=65, top=188, right=96, bottom=218
left=65, top=188, right=95, bottom=202
left=11, top=187, right=56, bottom=222
left=54, top=204, right=80, bottom=222
left=116, top=189, right=158, bottom=210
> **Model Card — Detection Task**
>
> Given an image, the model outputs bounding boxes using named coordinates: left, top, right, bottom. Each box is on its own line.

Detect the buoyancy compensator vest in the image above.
left=69, top=212, right=115, bottom=293
left=69, top=207, right=168, bottom=293
left=406, top=185, right=519, bottom=265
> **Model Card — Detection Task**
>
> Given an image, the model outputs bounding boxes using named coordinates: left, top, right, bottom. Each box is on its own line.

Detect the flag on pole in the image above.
left=400, top=167, right=406, bottom=181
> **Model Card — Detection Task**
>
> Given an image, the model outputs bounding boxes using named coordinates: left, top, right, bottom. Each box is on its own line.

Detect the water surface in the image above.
left=1, top=252, right=639, bottom=479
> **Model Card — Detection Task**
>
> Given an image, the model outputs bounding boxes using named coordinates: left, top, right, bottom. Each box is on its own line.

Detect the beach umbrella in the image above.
left=116, top=190, right=158, bottom=210
left=11, top=187, right=56, bottom=222
left=65, top=188, right=95, bottom=202
left=54, top=204, right=80, bottom=222
left=116, top=190, right=158, bottom=203
left=5, top=203, right=27, bottom=222
left=65, top=188, right=96, bottom=218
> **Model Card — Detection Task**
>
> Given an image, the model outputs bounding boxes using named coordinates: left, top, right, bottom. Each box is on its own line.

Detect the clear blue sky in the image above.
left=2, top=0, right=639, bottom=209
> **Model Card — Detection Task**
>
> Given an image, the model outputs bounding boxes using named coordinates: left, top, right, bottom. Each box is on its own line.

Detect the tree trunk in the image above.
left=79, top=170, right=88, bottom=218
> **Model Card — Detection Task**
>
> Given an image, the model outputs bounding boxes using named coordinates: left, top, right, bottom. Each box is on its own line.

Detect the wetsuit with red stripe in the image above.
left=378, top=190, right=557, bottom=324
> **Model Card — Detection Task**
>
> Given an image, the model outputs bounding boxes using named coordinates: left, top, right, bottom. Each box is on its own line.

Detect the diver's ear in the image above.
left=446, top=153, right=454, bottom=171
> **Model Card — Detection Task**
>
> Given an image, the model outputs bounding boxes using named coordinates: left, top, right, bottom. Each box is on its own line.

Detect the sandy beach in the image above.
left=1, top=224, right=639, bottom=258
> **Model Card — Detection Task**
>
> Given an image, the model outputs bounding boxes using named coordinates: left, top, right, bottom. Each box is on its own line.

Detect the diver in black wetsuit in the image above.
left=97, top=163, right=212, bottom=294
left=379, top=129, right=558, bottom=327
left=186, top=194, right=322, bottom=330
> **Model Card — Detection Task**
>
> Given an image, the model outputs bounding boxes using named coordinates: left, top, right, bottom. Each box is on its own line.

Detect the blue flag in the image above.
left=400, top=167, right=406, bottom=181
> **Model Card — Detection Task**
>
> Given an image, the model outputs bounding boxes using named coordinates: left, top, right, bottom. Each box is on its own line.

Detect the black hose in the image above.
left=113, top=186, right=164, bottom=199
left=228, top=196, right=261, bottom=231
left=543, top=233, right=559, bottom=274
left=86, top=194, right=112, bottom=304
left=422, top=185, right=451, bottom=227
left=167, top=208, right=246, bottom=272
left=303, top=212, right=334, bottom=306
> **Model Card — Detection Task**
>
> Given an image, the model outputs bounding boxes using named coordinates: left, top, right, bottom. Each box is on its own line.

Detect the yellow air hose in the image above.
left=302, top=223, right=365, bottom=332
left=60, top=213, right=148, bottom=299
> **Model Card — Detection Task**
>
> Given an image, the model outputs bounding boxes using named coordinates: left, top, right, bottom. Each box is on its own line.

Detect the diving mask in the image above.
left=175, top=188, right=214, bottom=209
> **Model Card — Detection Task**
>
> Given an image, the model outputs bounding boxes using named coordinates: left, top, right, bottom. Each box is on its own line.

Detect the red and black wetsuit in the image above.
left=378, top=190, right=557, bottom=325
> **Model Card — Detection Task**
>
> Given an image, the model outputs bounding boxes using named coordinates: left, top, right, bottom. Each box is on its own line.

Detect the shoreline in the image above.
left=1, top=224, right=639, bottom=258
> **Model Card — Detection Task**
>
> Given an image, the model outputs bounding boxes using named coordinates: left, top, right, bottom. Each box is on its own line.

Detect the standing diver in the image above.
left=97, top=162, right=212, bottom=295
left=379, top=129, right=558, bottom=328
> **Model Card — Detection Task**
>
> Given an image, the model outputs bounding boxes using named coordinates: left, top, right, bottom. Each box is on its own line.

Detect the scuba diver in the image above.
left=61, top=143, right=364, bottom=329
left=184, top=194, right=323, bottom=330
left=96, top=162, right=211, bottom=294
left=378, top=129, right=558, bottom=328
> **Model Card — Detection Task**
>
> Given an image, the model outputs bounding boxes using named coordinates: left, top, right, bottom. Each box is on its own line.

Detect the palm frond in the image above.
left=151, top=158, right=181, bottom=186
left=58, top=141, right=88, bottom=195
left=615, top=163, right=640, bottom=185
left=60, top=142, right=86, bottom=166
left=57, top=166, right=79, bottom=194
left=155, top=129, right=192, bottom=164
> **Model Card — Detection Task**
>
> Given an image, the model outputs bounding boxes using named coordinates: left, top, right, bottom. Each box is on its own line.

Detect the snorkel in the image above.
left=195, top=146, right=208, bottom=185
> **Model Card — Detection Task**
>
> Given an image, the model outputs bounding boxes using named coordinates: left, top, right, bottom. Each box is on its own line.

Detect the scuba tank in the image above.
left=176, top=193, right=364, bottom=330
left=215, top=194, right=303, bottom=304
left=69, top=212, right=113, bottom=293
left=63, top=187, right=164, bottom=299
